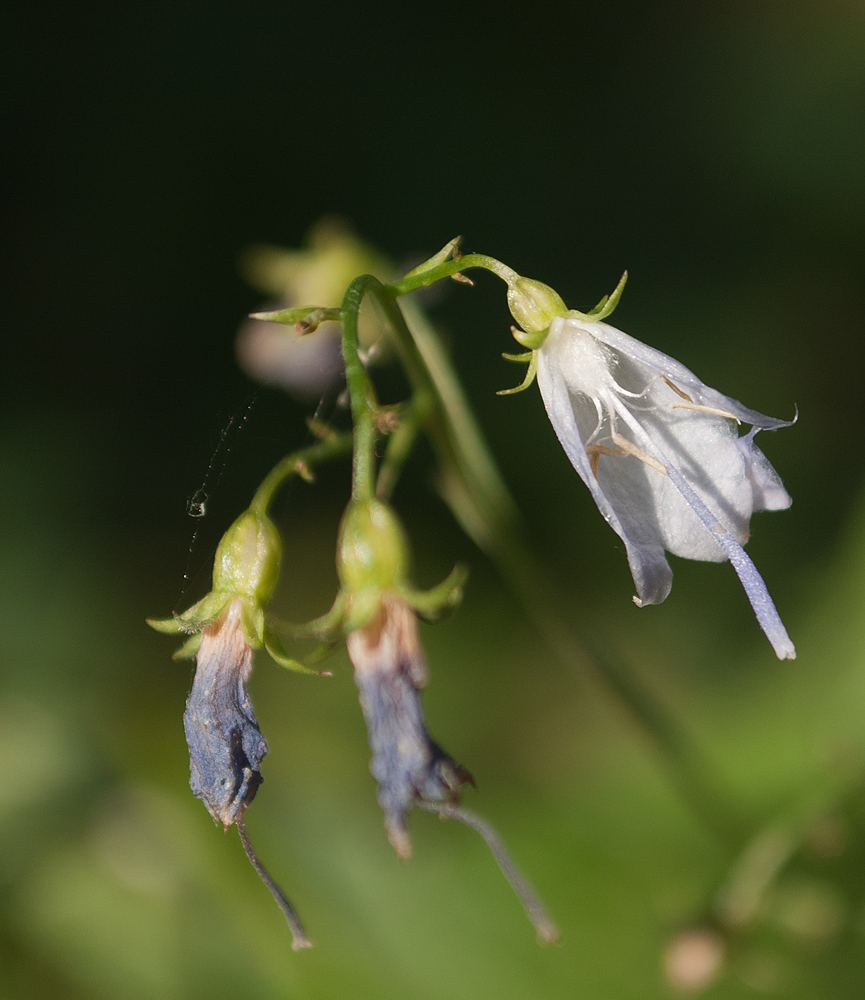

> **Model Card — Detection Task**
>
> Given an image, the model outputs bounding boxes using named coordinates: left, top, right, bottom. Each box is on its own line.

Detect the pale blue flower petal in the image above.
left=537, top=345, right=673, bottom=605
left=536, top=315, right=795, bottom=659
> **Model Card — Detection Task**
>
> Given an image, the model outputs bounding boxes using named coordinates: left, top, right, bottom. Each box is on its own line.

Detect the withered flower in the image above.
left=149, top=509, right=312, bottom=948
left=347, top=592, right=472, bottom=859
left=183, top=597, right=267, bottom=829
left=282, top=497, right=558, bottom=941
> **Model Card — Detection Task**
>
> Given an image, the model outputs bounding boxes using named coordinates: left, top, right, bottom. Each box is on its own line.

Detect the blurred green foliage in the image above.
left=4, top=1, right=865, bottom=997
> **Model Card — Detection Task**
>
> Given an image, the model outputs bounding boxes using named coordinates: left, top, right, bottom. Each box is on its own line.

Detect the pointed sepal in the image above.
left=264, top=628, right=331, bottom=675
left=241, top=599, right=266, bottom=649
left=172, top=633, right=203, bottom=660
left=147, top=590, right=232, bottom=636
left=402, top=237, right=462, bottom=279
left=403, top=563, right=469, bottom=622
left=582, top=270, right=628, bottom=321
left=497, top=350, right=538, bottom=396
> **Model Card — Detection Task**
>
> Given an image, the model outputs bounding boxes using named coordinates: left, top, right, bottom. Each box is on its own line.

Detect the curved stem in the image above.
left=249, top=432, right=353, bottom=517
left=341, top=275, right=385, bottom=501
left=372, top=293, right=520, bottom=542
left=388, top=253, right=518, bottom=298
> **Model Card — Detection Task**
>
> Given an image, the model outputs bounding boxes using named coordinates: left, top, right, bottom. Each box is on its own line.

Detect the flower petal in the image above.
left=611, top=398, right=796, bottom=660
left=536, top=344, right=674, bottom=605
left=348, top=596, right=471, bottom=858
left=738, top=427, right=792, bottom=512
left=183, top=600, right=268, bottom=827
left=590, top=322, right=793, bottom=431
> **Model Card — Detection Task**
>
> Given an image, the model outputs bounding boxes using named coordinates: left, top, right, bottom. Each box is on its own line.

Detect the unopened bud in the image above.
left=337, top=499, right=408, bottom=595
left=213, top=510, right=282, bottom=605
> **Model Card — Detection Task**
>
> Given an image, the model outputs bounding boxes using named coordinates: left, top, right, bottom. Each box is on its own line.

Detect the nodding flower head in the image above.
left=500, top=270, right=796, bottom=660
left=148, top=508, right=288, bottom=825
left=534, top=310, right=796, bottom=659
left=347, top=592, right=473, bottom=859
left=183, top=597, right=268, bottom=828
left=329, top=498, right=472, bottom=856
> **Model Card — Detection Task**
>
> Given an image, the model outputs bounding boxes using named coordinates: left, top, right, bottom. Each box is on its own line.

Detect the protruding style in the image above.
left=347, top=593, right=472, bottom=858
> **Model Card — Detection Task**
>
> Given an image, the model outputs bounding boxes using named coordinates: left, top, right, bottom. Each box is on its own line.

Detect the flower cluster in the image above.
left=149, top=230, right=796, bottom=954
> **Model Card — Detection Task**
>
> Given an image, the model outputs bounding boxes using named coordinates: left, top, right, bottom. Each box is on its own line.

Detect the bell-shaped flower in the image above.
left=347, top=591, right=472, bottom=859
left=149, top=507, right=313, bottom=947
left=504, top=275, right=796, bottom=660
left=148, top=508, right=316, bottom=824
left=274, top=497, right=557, bottom=939
left=181, top=595, right=268, bottom=828
left=285, top=497, right=470, bottom=857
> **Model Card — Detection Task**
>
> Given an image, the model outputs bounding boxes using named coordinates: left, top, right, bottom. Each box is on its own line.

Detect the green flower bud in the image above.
left=212, top=509, right=282, bottom=606
left=337, top=499, right=409, bottom=596
left=507, top=277, right=567, bottom=346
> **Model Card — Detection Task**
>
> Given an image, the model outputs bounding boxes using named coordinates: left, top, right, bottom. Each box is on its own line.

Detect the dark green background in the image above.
left=4, top=2, right=865, bottom=997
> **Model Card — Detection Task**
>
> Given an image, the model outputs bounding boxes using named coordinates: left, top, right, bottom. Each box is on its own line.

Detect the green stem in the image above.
left=388, top=253, right=518, bottom=298
left=250, top=432, right=353, bottom=517
left=376, top=397, right=427, bottom=503
left=372, top=292, right=520, bottom=541
left=341, top=275, right=383, bottom=501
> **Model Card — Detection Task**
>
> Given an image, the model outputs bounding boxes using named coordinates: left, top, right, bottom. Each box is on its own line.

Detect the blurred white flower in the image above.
left=236, top=218, right=391, bottom=400
left=536, top=314, right=795, bottom=659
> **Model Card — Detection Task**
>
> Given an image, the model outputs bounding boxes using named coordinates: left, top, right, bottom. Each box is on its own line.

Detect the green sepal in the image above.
left=306, top=640, right=342, bottom=666
left=275, top=592, right=347, bottom=643
left=502, top=351, right=534, bottom=364
left=171, top=633, right=202, bottom=660
left=510, top=325, right=548, bottom=350
left=582, top=270, right=628, bottom=321
left=401, top=237, right=461, bottom=279
left=403, top=563, right=469, bottom=623
left=497, top=350, right=538, bottom=396
left=249, top=305, right=342, bottom=329
left=342, top=588, right=382, bottom=635
left=264, top=627, right=330, bottom=676
left=240, top=599, right=265, bottom=649
left=147, top=616, right=184, bottom=635
left=147, top=591, right=231, bottom=636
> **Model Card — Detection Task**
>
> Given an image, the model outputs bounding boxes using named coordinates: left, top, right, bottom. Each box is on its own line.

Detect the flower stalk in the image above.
left=150, top=226, right=799, bottom=947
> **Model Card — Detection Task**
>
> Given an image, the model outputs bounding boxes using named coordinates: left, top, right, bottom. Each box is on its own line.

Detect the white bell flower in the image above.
left=506, top=276, right=796, bottom=659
